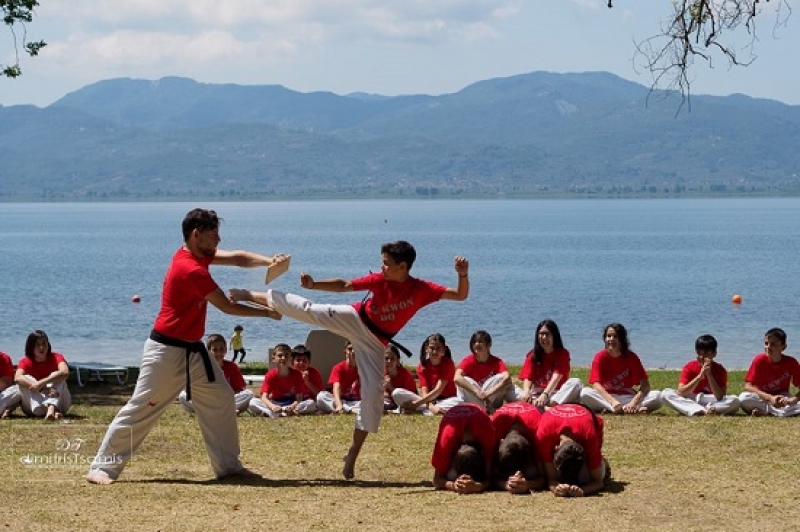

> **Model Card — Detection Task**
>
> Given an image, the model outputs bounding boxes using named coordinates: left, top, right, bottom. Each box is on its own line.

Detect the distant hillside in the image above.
left=1, top=71, right=799, bottom=200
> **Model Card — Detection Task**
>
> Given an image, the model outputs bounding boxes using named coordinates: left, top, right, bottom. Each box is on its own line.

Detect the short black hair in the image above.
left=182, top=208, right=220, bottom=241
left=495, top=430, right=530, bottom=480
left=291, top=344, right=312, bottom=360
left=766, top=327, right=787, bottom=345
left=453, top=443, right=486, bottom=482
left=695, top=334, right=717, bottom=352
left=381, top=241, right=416, bottom=270
left=554, top=440, right=585, bottom=486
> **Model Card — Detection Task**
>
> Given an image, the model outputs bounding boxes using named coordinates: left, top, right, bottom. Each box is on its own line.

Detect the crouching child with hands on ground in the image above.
left=431, top=403, right=495, bottom=494
left=491, top=401, right=545, bottom=494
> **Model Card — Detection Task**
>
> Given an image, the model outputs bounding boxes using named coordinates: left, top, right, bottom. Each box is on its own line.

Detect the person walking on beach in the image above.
left=229, top=240, right=469, bottom=480
left=86, top=208, right=284, bottom=485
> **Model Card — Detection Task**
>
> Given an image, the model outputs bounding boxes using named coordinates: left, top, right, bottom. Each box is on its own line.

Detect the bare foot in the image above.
left=86, top=471, right=115, bottom=485
left=45, top=405, right=57, bottom=421
left=750, top=409, right=764, bottom=417
left=53, top=412, right=63, bottom=420
left=636, top=407, right=649, bottom=414
left=1, top=409, right=10, bottom=419
left=342, top=453, right=356, bottom=480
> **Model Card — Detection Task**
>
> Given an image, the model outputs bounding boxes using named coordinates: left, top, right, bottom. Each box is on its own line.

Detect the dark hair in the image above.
left=554, top=440, right=585, bottom=486
left=695, top=334, right=717, bottom=353
left=385, top=345, right=401, bottom=363
left=453, top=443, right=486, bottom=482
left=766, top=327, right=787, bottom=345
left=182, top=208, right=220, bottom=242
left=234, top=324, right=244, bottom=332
left=24, top=329, right=51, bottom=360
left=273, top=343, right=292, bottom=355
left=381, top=241, right=416, bottom=270
left=291, top=344, right=312, bottom=360
left=495, top=430, right=530, bottom=480
left=206, top=333, right=226, bottom=350
left=420, top=333, right=452, bottom=366
left=533, top=319, right=565, bottom=365
left=604, top=323, right=630, bottom=355
left=469, top=330, right=492, bottom=353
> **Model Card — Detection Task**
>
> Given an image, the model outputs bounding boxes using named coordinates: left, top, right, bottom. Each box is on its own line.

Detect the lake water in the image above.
left=2, top=198, right=799, bottom=370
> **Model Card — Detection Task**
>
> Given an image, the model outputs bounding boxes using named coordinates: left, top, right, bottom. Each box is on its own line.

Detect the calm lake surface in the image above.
left=2, top=198, right=799, bottom=370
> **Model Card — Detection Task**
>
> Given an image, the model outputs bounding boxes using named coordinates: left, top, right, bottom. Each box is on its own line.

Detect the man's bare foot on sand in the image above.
left=342, top=453, right=356, bottom=480
left=86, top=471, right=115, bottom=485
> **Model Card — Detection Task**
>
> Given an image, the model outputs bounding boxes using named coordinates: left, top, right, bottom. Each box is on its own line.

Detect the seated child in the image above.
left=393, top=333, right=462, bottom=415
left=1, top=350, right=21, bottom=418
left=739, top=327, right=800, bottom=417
left=431, top=403, right=496, bottom=494
left=518, top=319, right=582, bottom=407
left=454, top=330, right=517, bottom=413
left=291, top=344, right=324, bottom=415
left=384, top=345, right=418, bottom=412
left=179, top=333, right=253, bottom=414
left=317, top=341, right=361, bottom=414
left=536, top=404, right=610, bottom=497
left=491, top=401, right=545, bottom=494
left=662, top=334, right=740, bottom=416
left=248, top=343, right=304, bottom=418
left=15, top=330, right=71, bottom=421
left=579, top=323, right=662, bottom=414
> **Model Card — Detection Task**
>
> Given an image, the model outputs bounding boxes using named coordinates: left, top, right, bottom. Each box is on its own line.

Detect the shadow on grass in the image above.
left=129, top=476, right=431, bottom=490
left=603, top=478, right=628, bottom=494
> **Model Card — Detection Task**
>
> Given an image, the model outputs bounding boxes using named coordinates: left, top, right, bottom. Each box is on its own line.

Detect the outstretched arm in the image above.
left=213, top=250, right=287, bottom=268
left=299, top=273, right=353, bottom=293
left=440, top=256, right=469, bottom=301
left=208, top=288, right=280, bottom=319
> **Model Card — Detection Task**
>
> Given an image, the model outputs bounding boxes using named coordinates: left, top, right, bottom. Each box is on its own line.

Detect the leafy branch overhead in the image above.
left=609, top=0, right=791, bottom=102
left=2, top=0, right=46, bottom=78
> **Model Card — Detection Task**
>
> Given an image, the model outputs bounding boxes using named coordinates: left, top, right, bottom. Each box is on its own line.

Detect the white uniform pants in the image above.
left=580, top=387, right=663, bottom=413
left=0, top=384, right=21, bottom=413
left=513, top=377, right=583, bottom=405
left=266, top=290, right=385, bottom=433
left=739, top=391, right=800, bottom=417
left=179, top=389, right=253, bottom=414
left=316, top=391, right=361, bottom=414
left=391, top=387, right=463, bottom=414
left=457, top=374, right=518, bottom=411
left=662, top=389, right=740, bottom=416
left=87, top=339, right=244, bottom=480
left=18, top=376, right=71, bottom=417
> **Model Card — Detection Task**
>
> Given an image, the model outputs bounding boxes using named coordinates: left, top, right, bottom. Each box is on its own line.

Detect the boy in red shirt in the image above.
left=317, top=342, right=362, bottom=414
left=431, top=403, right=495, bottom=494
left=291, top=344, right=324, bottom=415
left=230, top=240, right=469, bottom=479
left=662, top=334, right=740, bottom=416
left=248, top=343, right=304, bottom=418
left=740, top=327, right=800, bottom=416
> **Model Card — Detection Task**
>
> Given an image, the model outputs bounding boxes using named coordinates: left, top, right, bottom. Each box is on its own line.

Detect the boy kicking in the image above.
left=229, top=240, right=469, bottom=479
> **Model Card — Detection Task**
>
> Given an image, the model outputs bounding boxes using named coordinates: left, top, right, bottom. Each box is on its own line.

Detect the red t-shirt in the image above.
left=417, top=357, right=457, bottom=398
left=386, top=365, right=417, bottom=393
left=588, top=349, right=648, bottom=394
left=297, top=366, right=324, bottom=400
left=328, top=361, right=361, bottom=400
left=491, top=401, right=542, bottom=447
left=0, top=351, right=15, bottom=381
left=679, top=359, right=728, bottom=394
left=536, top=404, right=604, bottom=471
left=153, top=248, right=218, bottom=342
left=518, top=348, right=571, bottom=389
left=431, top=403, right=496, bottom=476
left=350, top=273, right=447, bottom=340
left=260, top=367, right=304, bottom=400
left=457, top=353, right=508, bottom=385
left=221, top=360, right=246, bottom=393
left=17, top=353, right=67, bottom=381
left=744, top=353, right=800, bottom=394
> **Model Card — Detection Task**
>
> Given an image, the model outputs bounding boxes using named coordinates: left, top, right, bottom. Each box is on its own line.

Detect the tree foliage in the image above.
left=610, top=0, right=791, bottom=104
left=2, top=0, right=45, bottom=78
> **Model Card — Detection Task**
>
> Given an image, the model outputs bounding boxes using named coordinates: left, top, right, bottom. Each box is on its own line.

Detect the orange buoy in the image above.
left=731, top=294, right=742, bottom=304
left=132, top=295, right=141, bottom=303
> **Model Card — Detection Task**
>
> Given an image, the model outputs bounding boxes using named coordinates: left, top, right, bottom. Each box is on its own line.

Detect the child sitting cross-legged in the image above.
left=248, top=343, right=304, bottom=418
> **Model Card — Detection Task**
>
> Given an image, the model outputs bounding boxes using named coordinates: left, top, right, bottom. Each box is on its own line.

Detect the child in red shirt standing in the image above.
left=230, top=241, right=469, bottom=479
left=739, top=327, right=800, bottom=416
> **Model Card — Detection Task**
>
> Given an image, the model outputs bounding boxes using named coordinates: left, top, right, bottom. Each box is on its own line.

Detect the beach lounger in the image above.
left=71, top=362, right=129, bottom=387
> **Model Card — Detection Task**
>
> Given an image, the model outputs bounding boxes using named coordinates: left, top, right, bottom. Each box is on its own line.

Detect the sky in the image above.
left=1, top=0, right=798, bottom=107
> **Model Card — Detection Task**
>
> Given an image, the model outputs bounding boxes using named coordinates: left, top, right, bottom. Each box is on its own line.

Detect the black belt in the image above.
left=357, top=302, right=413, bottom=358
left=150, top=330, right=215, bottom=401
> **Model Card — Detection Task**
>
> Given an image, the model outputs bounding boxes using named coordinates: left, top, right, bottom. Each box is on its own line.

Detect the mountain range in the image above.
left=1, top=71, right=799, bottom=200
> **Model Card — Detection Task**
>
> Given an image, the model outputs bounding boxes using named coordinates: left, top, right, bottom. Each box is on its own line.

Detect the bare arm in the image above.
left=623, top=378, right=650, bottom=413
left=592, top=382, right=623, bottom=414
left=440, top=256, right=469, bottom=301
left=331, top=382, right=344, bottom=413
left=300, top=273, right=353, bottom=293
left=213, top=250, right=287, bottom=268
left=207, top=288, right=280, bottom=319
